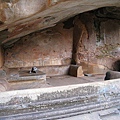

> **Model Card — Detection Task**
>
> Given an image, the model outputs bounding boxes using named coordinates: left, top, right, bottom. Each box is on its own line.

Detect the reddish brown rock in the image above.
left=4, top=23, right=73, bottom=68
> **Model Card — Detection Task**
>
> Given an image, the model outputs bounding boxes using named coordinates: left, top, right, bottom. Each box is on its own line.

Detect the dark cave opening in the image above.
left=112, top=60, right=120, bottom=72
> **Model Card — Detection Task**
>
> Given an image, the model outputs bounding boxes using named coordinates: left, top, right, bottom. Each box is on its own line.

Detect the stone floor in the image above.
left=8, top=74, right=105, bottom=91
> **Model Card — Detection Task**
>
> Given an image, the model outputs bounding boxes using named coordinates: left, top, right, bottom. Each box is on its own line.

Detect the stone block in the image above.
left=8, top=70, right=46, bottom=82
left=81, top=62, right=107, bottom=74
left=104, top=71, right=120, bottom=80
left=69, top=65, right=84, bottom=77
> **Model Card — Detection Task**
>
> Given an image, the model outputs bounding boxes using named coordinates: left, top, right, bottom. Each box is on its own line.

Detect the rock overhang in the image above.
left=0, top=0, right=120, bottom=46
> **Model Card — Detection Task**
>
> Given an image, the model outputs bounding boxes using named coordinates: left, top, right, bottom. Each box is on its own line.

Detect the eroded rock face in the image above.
left=112, top=60, right=120, bottom=72
left=1, top=0, right=47, bottom=23
left=72, top=10, right=120, bottom=72
left=0, top=1, right=119, bottom=75
left=95, top=7, right=120, bottom=20
left=3, top=7, right=120, bottom=73
left=0, top=0, right=120, bottom=45
left=4, top=23, right=73, bottom=68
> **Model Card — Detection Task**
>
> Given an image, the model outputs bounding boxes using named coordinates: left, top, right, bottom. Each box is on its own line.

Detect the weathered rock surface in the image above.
left=72, top=11, right=120, bottom=72
left=69, top=65, right=84, bottom=77
left=104, top=71, right=120, bottom=80
left=0, top=0, right=120, bottom=45
left=0, top=79, right=120, bottom=119
left=0, top=78, right=9, bottom=92
left=4, top=23, right=73, bottom=68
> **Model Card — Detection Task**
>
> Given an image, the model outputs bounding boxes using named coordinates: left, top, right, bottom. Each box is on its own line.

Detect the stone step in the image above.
left=0, top=79, right=120, bottom=119
left=58, top=108, right=120, bottom=120
left=0, top=99, right=120, bottom=120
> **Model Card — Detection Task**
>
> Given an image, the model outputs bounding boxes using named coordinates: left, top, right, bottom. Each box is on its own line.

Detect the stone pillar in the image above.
left=72, top=17, right=88, bottom=64
left=0, top=46, right=4, bottom=68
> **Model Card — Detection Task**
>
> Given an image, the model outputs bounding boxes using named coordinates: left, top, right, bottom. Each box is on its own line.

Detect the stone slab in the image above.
left=69, top=65, right=84, bottom=77
left=8, top=70, right=46, bottom=82
left=19, top=70, right=46, bottom=77
left=58, top=108, right=120, bottom=120
left=0, top=79, right=120, bottom=119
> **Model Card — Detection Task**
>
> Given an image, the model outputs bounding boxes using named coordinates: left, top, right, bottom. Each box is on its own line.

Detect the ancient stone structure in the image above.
left=0, top=0, right=120, bottom=119
left=3, top=11, right=120, bottom=75
left=4, top=23, right=73, bottom=68
left=0, top=79, right=120, bottom=119
left=0, top=0, right=119, bottom=75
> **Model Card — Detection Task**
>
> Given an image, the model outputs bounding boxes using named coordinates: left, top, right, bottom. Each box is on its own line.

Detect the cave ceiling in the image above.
left=0, top=0, right=120, bottom=47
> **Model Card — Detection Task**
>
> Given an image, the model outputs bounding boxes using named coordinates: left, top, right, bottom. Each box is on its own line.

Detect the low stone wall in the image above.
left=0, top=79, right=120, bottom=119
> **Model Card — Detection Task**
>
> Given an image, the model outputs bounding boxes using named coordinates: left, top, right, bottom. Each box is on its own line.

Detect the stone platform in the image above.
left=0, top=79, right=120, bottom=120
left=7, top=70, right=46, bottom=82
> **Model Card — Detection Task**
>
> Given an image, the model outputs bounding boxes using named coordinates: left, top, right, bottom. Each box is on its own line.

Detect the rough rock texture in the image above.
left=0, top=0, right=119, bottom=45
left=4, top=23, right=73, bottom=68
left=69, top=65, right=84, bottom=77
left=0, top=1, right=119, bottom=76
left=0, top=79, right=120, bottom=119
left=73, top=11, right=120, bottom=72
left=112, top=60, right=120, bottom=71
left=3, top=8, right=120, bottom=74
left=0, top=46, right=4, bottom=68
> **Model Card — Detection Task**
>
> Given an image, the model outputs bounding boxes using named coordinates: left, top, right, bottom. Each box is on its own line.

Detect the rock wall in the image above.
left=0, top=46, right=4, bottom=68
left=4, top=23, right=73, bottom=68
left=4, top=9, right=120, bottom=74
left=73, top=11, right=120, bottom=73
